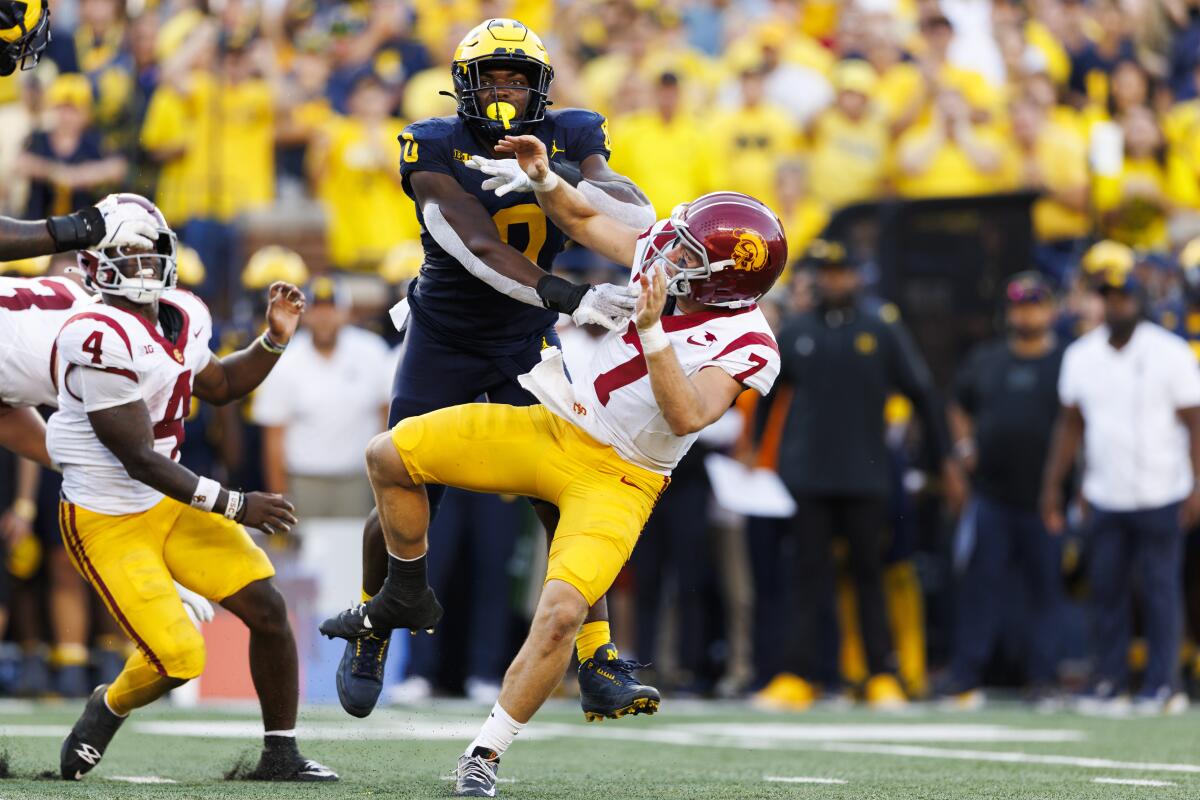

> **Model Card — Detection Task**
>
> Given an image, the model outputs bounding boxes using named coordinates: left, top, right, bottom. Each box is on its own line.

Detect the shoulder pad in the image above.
left=548, top=108, right=606, bottom=129
left=878, top=303, right=900, bottom=324
left=403, top=116, right=458, bottom=141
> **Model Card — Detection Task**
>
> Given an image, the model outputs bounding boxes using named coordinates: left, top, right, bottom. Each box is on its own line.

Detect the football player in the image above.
left=48, top=194, right=335, bottom=782
left=0, top=0, right=48, bottom=76
left=323, top=135, right=786, bottom=797
left=339, top=17, right=658, bottom=721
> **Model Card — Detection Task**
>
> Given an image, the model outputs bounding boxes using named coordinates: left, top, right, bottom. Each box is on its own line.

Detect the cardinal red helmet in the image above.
left=643, top=191, right=788, bottom=308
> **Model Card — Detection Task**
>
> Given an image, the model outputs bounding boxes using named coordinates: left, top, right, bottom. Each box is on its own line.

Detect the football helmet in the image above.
left=642, top=192, right=788, bottom=308
left=0, top=0, right=50, bottom=76
left=451, top=18, right=553, bottom=142
left=75, top=194, right=177, bottom=305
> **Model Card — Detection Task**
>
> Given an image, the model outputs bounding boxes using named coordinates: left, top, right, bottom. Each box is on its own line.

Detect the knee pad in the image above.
left=156, top=620, right=206, bottom=680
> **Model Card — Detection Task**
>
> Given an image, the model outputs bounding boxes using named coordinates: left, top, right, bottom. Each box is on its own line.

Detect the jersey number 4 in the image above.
left=152, top=372, right=192, bottom=460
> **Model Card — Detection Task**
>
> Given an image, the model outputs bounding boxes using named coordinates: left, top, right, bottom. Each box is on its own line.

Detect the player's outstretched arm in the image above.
left=86, top=390, right=297, bottom=533
left=413, top=170, right=636, bottom=330
left=0, top=195, right=158, bottom=260
left=193, top=282, right=305, bottom=405
left=492, top=135, right=642, bottom=267
left=636, top=263, right=742, bottom=436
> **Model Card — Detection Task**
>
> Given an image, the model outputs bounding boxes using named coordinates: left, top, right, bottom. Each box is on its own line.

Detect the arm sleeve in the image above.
left=398, top=120, right=456, bottom=199
left=557, top=109, right=612, bottom=162
left=58, top=317, right=137, bottom=374
left=78, top=366, right=141, bottom=412
left=1170, top=339, right=1200, bottom=408
left=701, top=333, right=782, bottom=396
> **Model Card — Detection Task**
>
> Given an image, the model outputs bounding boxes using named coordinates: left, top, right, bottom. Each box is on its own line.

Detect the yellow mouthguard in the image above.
left=486, top=101, right=517, bottom=130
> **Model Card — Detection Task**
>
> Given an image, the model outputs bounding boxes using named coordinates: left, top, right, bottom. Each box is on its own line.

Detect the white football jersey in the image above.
left=521, top=220, right=780, bottom=474
left=46, top=289, right=213, bottom=515
left=0, top=276, right=96, bottom=407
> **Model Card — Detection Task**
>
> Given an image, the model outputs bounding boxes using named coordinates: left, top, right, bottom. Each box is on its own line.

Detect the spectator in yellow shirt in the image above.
left=713, top=65, right=799, bottom=210
left=308, top=73, right=420, bottom=271
left=608, top=72, right=714, bottom=217
left=1009, top=96, right=1090, bottom=284
left=808, top=60, right=890, bottom=210
left=773, top=160, right=829, bottom=285
left=1094, top=106, right=1172, bottom=251
left=893, top=87, right=1016, bottom=199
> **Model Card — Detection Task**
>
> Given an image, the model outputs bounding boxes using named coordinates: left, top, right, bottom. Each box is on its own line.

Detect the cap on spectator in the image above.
left=832, top=59, right=877, bottom=96
left=1097, top=265, right=1141, bottom=295
left=380, top=241, right=423, bottom=285
left=47, top=73, right=92, bottom=112
left=1081, top=240, right=1134, bottom=276
left=1005, top=271, right=1053, bottom=305
left=175, top=246, right=206, bottom=288
left=155, top=8, right=204, bottom=62
left=305, top=275, right=351, bottom=310
left=803, top=238, right=850, bottom=269
left=242, top=245, right=310, bottom=290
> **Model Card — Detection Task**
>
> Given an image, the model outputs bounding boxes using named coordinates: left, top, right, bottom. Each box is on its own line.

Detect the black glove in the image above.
left=46, top=206, right=105, bottom=252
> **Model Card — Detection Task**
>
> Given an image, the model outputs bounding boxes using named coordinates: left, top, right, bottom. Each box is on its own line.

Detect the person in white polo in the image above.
left=253, top=276, right=391, bottom=520
left=1040, top=266, right=1200, bottom=714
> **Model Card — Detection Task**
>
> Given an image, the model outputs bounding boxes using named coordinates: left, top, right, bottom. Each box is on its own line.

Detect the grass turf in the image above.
left=0, top=699, right=1198, bottom=799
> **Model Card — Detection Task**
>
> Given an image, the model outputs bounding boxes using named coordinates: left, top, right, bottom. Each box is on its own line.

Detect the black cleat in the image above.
left=246, top=751, right=339, bottom=782
left=319, top=589, right=443, bottom=641
left=578, top=644, right=661, bottom=722
left=454, top=747, right=500, bottom=797
left=60, top=684, right=125, bottom=780
left=335, top=631, right=392, bottom=718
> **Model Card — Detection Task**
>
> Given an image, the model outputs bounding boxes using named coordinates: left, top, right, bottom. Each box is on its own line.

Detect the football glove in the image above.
left=95, top=194, right=160, bottom=251
left=176, top=582, right=215, bottom=626
left=537, top=274, right=638, bottom=331
left=466, top=155, right=532, bottom=197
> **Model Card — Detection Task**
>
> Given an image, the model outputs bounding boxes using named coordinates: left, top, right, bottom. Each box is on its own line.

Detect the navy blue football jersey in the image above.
left=399, top=108, right=611, bottom=355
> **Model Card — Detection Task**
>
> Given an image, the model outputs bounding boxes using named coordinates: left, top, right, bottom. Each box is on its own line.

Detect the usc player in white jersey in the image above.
left=47, top=195, right=336, bottom=783
left=320, top=135, right=785, bottom=797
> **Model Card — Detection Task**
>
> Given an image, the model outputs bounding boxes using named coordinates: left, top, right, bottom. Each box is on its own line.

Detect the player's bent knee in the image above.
left=366, top=431, right=415, bottom=489
left=158, top=633, right=206, bottom=680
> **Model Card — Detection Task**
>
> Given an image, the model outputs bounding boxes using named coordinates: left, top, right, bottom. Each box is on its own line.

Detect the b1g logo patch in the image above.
left=732, top=229, right=768, bottom=272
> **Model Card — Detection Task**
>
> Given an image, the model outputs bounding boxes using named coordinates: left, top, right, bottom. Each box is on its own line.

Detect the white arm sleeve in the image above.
left=77, top=367, right=142, bottom=412
left=578, top=181, right=657, bottom=230
left=423, top=201, right=542, bottom=307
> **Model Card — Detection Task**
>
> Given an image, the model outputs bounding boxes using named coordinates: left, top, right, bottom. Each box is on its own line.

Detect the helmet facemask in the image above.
left=453, top=57, right=552, bottom=142
left=643, top=206, right=756, bottom=309
left=0, top=1, right=51, bottom=76
left=77, top=228, right=179, bottom=305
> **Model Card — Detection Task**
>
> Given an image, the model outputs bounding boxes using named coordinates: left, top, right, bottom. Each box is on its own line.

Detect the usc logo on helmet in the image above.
left=731, top=229, right=768, bottom=272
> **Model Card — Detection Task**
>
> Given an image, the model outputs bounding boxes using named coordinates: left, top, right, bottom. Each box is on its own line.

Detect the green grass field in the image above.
left=1, top=699, right=1198, bottom=799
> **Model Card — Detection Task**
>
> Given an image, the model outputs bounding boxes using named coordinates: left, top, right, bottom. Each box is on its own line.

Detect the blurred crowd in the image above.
left=4, top=0, right=1200, bottom=712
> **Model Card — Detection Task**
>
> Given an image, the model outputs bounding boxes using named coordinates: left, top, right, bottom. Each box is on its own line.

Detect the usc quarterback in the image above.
left=48, top=195, right=335, bottom=782
left=339, top=18, right=659, bottom=722
left=322, top=134, right=787, bottom=797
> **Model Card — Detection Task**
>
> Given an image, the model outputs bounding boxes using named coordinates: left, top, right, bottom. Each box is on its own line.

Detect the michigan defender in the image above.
left=323, top=137, right=786, bottom=796
left=48, top=195, right=335, bottom=782
left=0, top=0, right=47, bottom=75
left=340, top=17, right=658, bottom=721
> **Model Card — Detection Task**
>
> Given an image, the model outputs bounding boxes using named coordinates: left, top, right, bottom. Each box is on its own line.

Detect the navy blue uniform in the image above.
left=389, top=109, right=611, bottom=510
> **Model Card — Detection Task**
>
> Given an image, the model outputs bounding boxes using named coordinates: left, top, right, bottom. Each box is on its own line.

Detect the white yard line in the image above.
left=1093, top=778, right=1175, bottom=787
left=765, top=776, right=848, bottom=785
left=107, top=776, right=178, bottom=784
left=821, top=743, right=1200, bottom=774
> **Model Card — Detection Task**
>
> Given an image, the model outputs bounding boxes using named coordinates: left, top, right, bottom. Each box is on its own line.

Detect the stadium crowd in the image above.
left=3, top=0, right=1200, bottom=715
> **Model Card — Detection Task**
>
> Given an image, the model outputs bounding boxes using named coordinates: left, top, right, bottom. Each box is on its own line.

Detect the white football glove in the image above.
left=176, top=581, right=215, bottom=627
left=95, top=194, right=160, bottom=250
left=465, top=155, right=533, bottom=197
left=572, top=282, right=639, bottom=331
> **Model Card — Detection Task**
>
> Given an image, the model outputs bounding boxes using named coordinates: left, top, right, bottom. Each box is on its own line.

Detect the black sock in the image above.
left=263, top=734, right=299, bottom=759
left=366, top=554, right=428, bottom=620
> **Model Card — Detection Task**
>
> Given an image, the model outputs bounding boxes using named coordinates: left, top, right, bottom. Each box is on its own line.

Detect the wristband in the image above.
left=223, top=490, right=244, bottom=521
left=47, top=206, right=104, bottom=252
left=531, top=170, right=560, bottom=193
left=637, top=321, right=670, bottom=354
left=191, top=477, right=221, bottom=513
left=258, top=331, right=287, bottom=355
left=11, top=498, right=36, bottom=523
left=535, top=274, right=590, bottom=314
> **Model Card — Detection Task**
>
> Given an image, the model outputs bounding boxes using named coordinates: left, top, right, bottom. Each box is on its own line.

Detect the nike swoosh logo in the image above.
left=619, top=476, right=638, bottom=488
left=193, top=329, right=202, bottom=339
left=686, top=335, right=707, bottom=346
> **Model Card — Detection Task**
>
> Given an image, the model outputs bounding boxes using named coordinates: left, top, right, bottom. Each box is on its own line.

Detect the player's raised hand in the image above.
left=95, top=194, right=159, bottom=250
left=265, top=281, right=305, bottom=345
left=465, top=155, right=532, bottom=196
left=635, top=260, right=668, bottom=331
left=495, top=135, right=551, bottom=186
left=241, top=491, right=298, bottom=535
